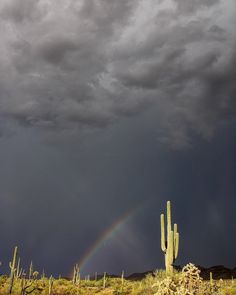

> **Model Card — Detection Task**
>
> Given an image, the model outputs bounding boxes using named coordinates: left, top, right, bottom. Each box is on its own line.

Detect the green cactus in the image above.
left=103, top=272, right=107, bottom=289
left=9, top=246, right=18, bottom=294
left=72, top=264, right=80, bottom=285
left=160, top=201, right=179, bottom=274
left=121, top=270, right=124, bottom=285
left=16, top=257, right=22, bottom=279
left=210, top=272, right=213, bottom=286
left=29, top=261, right=33, bottom=280
left=121, top=270, right=125, bottom=291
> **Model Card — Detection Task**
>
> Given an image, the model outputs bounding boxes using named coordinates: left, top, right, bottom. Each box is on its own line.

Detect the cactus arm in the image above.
left=173, top=224, right=177, bottom=244
left=174, top=231, right=179, bottom=260
left=12, top=246, right=17, bottom=265
left=16, top=258, right=21, bottom=279
left=160, top=214, right=166, bottom=252
left=9, top=246, right=17, bottom=271
left=167, top=201, right=172, bottom=233
left=173, top=223, right=179, bottom=260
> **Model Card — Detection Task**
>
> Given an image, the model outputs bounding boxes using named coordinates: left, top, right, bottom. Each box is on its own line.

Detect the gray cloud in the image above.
left=175, top=0, right=220, bottom=14
left=0, top=0, right=41, bottom=23
left=0, top=0, right=235, bottom=148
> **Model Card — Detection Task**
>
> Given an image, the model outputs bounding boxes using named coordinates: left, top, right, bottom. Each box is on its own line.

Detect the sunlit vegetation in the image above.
left=0, top=264, right=235, bottom=294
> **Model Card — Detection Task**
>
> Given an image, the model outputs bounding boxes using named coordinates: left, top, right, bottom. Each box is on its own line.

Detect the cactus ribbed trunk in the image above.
left=160, top=201, right=179, bottom=275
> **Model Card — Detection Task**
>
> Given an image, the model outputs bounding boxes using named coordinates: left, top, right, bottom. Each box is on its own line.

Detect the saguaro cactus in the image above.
left=9, top=246, right=18, bottom=294
left=121, top=270, right=125, bottom=291
left=160, top=201, right=179, bottom=274
left=72, top=264, right=80, bottom=285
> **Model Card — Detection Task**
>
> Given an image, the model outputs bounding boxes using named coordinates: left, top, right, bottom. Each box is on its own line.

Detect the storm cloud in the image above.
left=0, top=0, right=235, bottom=148
left=0, top=0, right=236, bottom=278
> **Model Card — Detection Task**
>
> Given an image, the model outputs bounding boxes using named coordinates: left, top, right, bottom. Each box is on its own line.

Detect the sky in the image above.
left=0, top=0, right=235, bottom=278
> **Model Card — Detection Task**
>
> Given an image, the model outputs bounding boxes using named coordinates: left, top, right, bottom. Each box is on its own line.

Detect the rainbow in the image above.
left=78, top=205, right=142, bottom=272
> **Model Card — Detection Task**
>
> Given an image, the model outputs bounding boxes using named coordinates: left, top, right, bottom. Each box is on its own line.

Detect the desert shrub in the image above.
left=152, top=263, right=221, bottom=295
left=221, top=283, right=236, bottom=295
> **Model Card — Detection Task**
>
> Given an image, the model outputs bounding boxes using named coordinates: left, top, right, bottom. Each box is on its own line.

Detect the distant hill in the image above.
left=197, top=265, right=236, bottom=280
left=125, top=265, right=236, bottom=281
left=62, top=265, right=236, bottom=281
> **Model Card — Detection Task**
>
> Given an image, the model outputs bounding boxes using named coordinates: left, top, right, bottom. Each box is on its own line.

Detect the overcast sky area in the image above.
left=0, top=0, right=236, bottom=277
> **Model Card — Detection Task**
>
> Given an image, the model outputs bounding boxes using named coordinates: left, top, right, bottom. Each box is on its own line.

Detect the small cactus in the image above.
left=29, top=261, right=33, bottom=280
left=103, top=272, right=107, bottom=289
left=16, top=257, right=22, bottom=279
left=160, top=201, right=179, bottom=274
left=9, top=246, right=18, bottom=294
left=210, top=271, right=213, bottom=286
left=121, top=270, right=125, bottom=291
left=121, top=270, right=124, bottom=286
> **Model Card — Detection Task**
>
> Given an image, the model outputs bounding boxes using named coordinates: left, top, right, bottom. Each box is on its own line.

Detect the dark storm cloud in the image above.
left=0, top=0, right=235, bottom=148
left=37, top=36, right=78, bottom=65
